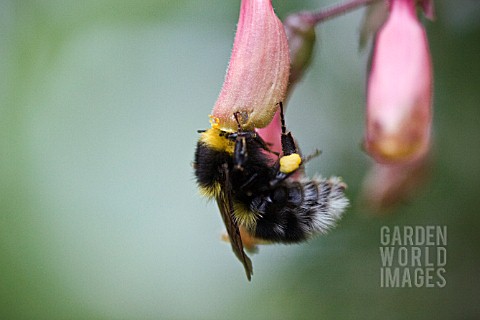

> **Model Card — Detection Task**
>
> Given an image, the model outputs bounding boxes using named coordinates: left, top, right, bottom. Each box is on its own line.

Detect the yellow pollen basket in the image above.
left=279, top=153, right=302, bottom=174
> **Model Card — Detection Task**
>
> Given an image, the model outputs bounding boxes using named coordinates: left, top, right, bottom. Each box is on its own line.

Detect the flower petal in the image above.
left=212, top=0, right=290, bottom=131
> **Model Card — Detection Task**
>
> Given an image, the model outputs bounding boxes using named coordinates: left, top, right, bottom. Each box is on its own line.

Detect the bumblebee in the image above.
left=194, top=103, right=348, bottom=280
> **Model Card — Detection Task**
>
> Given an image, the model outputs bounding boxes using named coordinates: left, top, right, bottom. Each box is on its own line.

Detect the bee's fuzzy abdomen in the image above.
left=251, top=176, right=348, bottom=243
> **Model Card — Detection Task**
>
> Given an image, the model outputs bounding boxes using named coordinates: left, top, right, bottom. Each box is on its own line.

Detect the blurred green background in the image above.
left=1, top=0, right=479, bottom=319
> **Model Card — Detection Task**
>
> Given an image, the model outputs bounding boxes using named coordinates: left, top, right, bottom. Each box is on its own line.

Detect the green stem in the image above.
left=300, top=0, right=380, bottom=25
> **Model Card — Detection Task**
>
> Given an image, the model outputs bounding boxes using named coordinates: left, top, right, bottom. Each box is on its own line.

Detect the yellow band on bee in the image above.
left=198, top=183, right=222, bottom=198
left=199, top=128, right=235, bottom=155
left=279, top=153, right=302, bottom=173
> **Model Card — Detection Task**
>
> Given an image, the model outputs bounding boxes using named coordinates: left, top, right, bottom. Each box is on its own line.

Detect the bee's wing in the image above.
left=216, top=163, right=253, bottom=281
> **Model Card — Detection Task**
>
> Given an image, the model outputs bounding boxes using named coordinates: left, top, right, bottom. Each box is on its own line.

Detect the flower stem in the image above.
left=300, top=0, right=379, bottom=25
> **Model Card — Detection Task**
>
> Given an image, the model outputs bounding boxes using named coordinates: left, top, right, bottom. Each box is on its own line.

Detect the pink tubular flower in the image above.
left=256, top=12, right=318, bottom=156
left=211, top=0, right=290, bottom=132
left=365, top=0, right=433, bottom=164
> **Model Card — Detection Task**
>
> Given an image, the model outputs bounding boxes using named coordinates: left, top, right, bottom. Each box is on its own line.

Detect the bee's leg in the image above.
left=303, top=149, right=322, bottom=164
left=278, top=101, right=298, bottom=156
left=233, top=112, right=244, bottom=132
left=271, top=102, right=303, bottom=176
left=253, top=135, right=280, bottom=157
left=233, top=136, right=248, bottom=171
left=268, top=170, right=294, bottom=188
left=238, top=172, right=259, bottom=191
left=269, top=149, right=320, bottom=188
left=231, top=111, right=253, bottom=171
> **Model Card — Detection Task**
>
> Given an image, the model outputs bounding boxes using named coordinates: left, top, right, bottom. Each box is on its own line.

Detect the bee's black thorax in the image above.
left=194, top=127, right=276, bottom=200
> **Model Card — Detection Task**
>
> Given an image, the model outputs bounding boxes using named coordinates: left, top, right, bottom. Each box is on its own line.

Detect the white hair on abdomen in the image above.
left=299, top=175, right=349, bottom=237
